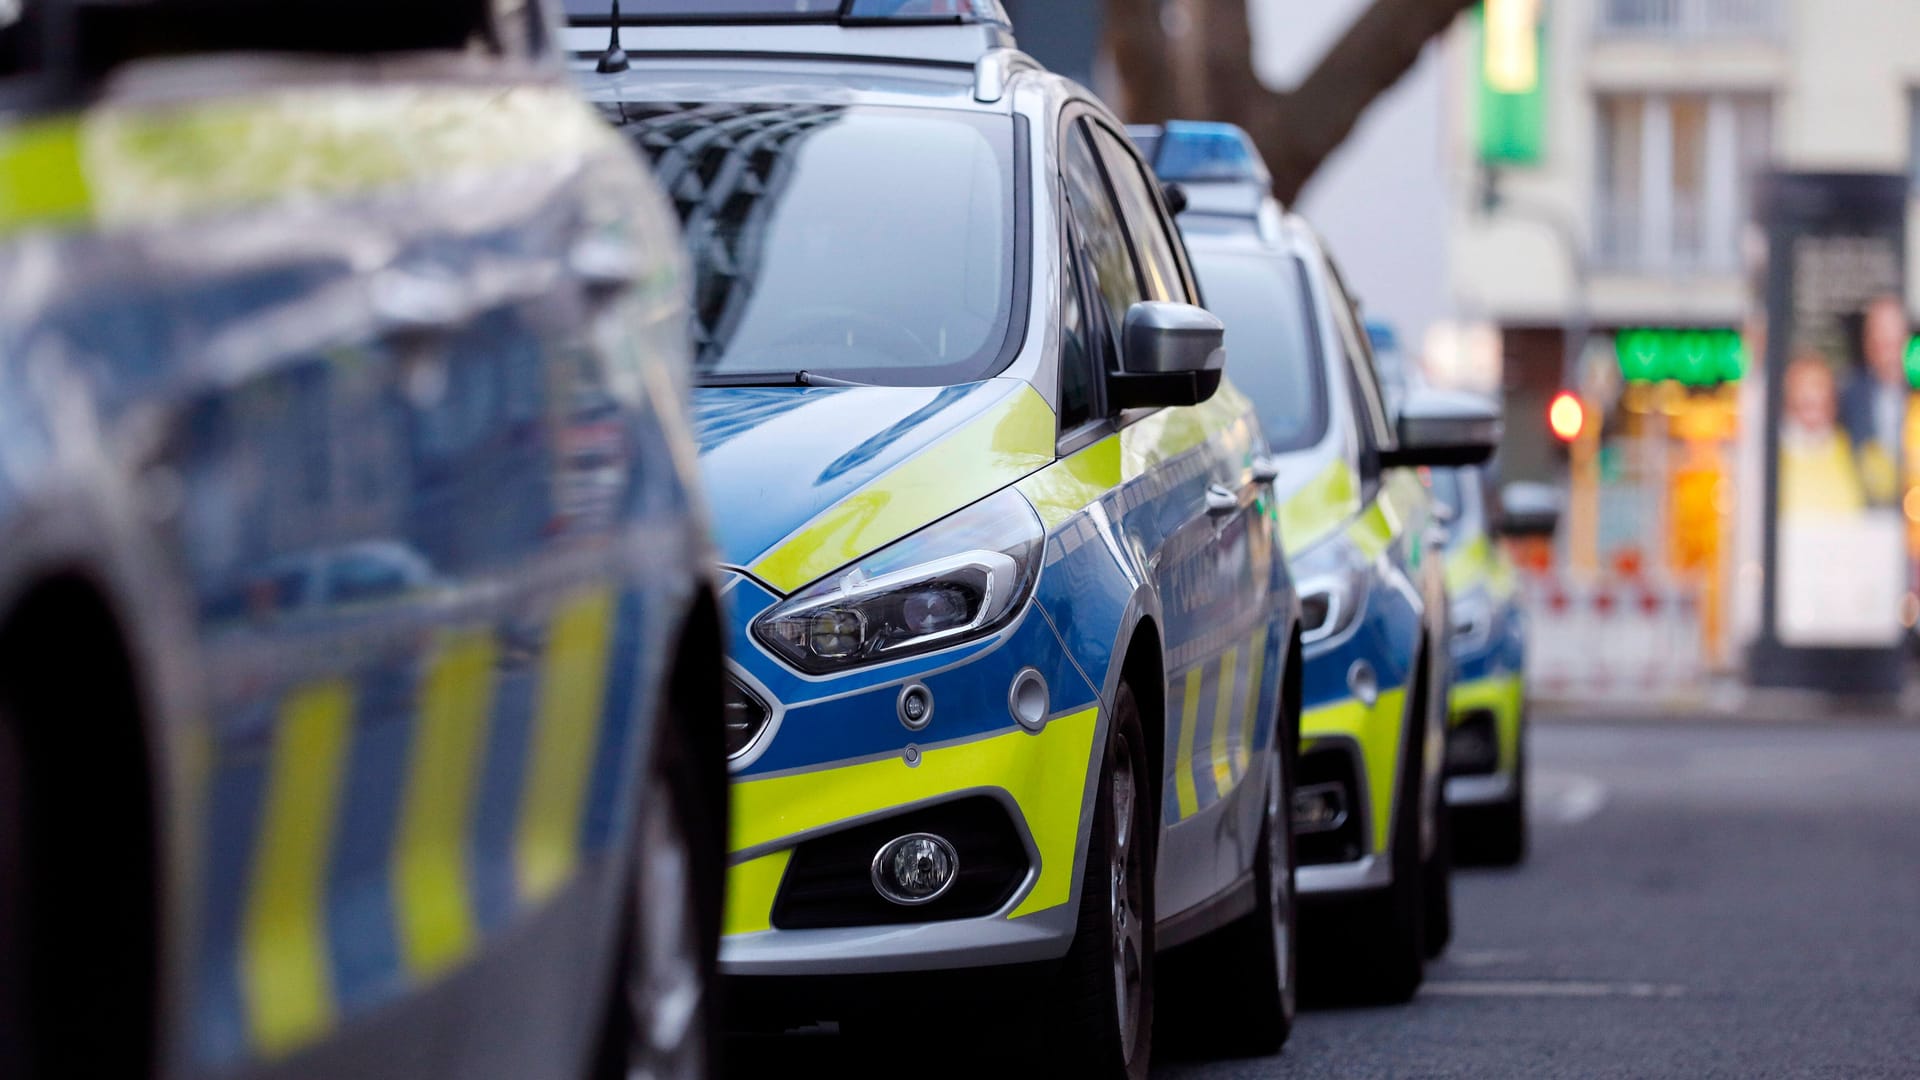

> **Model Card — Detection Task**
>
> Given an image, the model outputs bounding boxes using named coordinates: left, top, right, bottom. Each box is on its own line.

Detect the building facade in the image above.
left=1447, top=0, right=1920, bottom=672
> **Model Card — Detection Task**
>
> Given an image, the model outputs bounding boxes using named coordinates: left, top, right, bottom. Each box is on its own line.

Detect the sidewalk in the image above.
left=1535, top=676, right=1920, bottom=727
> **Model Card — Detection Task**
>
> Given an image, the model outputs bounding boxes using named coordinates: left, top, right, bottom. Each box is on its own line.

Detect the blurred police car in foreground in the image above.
left=572, top=3, right=1305, bottom=1074
left=0, top=2, right=725, bottom=1078
left=1138, top=121, right=1499, bottom=1003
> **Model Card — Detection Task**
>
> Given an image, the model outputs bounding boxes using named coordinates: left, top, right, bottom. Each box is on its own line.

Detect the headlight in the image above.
left=1294, top=537, right=1371, bottom=648
left=1450, top=588, right=1495, bottom=654
left=753, top=487, right=1044, bottom=675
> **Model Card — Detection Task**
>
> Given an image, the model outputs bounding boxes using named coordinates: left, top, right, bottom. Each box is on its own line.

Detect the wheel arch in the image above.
left=660, top=577, right=729, bottom=946
left=1, top=567, right=161, bottom=1077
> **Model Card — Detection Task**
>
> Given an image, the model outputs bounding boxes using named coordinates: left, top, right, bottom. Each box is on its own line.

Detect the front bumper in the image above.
left=1445, top=672, right=1523, bottom=807
left=720, top=706, right=1102, bottom=975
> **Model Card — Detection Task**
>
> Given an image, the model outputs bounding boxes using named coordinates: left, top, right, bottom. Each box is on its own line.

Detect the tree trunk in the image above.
left=1108, top=0, right=1481, bottom=205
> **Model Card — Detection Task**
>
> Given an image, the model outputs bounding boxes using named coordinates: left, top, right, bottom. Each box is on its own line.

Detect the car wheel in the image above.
left=0, top=701, right=28, bottom=1079
left=1051, top=681, right=1154, bottom=1080
left=1179, top=740, right=1297, bottom=1055
left=595, top=716, right=719, bottom=1080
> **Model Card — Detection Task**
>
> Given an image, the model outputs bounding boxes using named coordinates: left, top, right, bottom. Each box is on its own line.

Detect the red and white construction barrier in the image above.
left=1522, top=574, right=1705, bottom=699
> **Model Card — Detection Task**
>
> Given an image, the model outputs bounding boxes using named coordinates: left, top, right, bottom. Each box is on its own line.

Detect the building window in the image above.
left=1595, top=0, right=1782, bottom=40
left=1595, top=92, right=1771, bottom=273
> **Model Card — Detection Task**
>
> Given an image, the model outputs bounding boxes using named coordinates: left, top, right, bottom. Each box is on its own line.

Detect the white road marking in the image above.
left=1423, top=980, right=1684, bottom=999
left=1449, top=949, right=1530, bottom=967
left=1531, top=770, right=1608, bottom=825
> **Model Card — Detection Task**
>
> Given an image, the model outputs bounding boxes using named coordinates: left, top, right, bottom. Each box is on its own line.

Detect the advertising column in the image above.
left=1750, top=172, right=1908, bottom=693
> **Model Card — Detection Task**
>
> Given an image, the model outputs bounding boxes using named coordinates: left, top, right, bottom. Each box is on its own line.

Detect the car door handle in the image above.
left=371, top=269, right=465, bottom=339
left=1251, top=454, right=1281, bottom=485
left=1206, top=483, right=1239, bottom=516
left=570, top=235, right=639, bottom=293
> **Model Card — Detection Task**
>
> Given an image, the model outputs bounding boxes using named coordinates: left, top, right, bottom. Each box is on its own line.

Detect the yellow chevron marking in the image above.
left=1238, top=627, right=1269, bottom=778
left=242, top=679, right=352, bottom=1058
left=1210, top=647, right=1239, bottom=795
left=516, top=588, right=617, bottom=904
left=1174, top=668, right=1203, bottom=819
left=395, top=628, right=498, bottom=979
left=723, top=850, right=794, bottom=937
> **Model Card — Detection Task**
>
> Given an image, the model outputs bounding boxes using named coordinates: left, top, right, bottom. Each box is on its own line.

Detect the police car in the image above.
left=0, top=2, right=725, bottom=1078
left=1137, top=122, right=1498, bottom=1002
left=1432, top=466, right=1560, bottom=865
left=570, top=3, right=1303, bottom=1072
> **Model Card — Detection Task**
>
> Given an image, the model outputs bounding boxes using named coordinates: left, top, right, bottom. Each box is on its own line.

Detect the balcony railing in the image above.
left=1593, top=194, right=1740, bottom=274
left=1596, top=0, right=1783, bottom=39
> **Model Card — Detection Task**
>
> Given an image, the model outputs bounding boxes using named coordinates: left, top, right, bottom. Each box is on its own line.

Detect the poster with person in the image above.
left=1757, top=175, right=1910, bottom=669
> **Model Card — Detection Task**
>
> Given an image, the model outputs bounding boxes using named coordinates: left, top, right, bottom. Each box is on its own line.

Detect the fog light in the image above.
left=871, top=833, right=958, bottom=906
left=1292, top=782, right=1348, bottom=835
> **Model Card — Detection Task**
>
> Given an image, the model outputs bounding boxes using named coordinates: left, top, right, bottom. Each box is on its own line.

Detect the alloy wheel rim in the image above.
left=1108, top=731, right=1144, bottom=1062
left=627, top=782, right=706, bottom=1080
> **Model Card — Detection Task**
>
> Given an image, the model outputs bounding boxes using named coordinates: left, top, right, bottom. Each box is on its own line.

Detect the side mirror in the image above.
left=1108, top=301, right=1225, bottom=410
left=1499, top=481, right=1564, bottom=538
left=1379, top=388, right=1499, bottom=469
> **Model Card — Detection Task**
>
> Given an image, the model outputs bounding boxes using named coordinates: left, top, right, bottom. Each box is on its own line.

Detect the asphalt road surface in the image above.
left=728, top=720, right=1920, bottom=1079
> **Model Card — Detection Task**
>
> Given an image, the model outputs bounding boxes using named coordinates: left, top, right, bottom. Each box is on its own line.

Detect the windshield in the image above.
left=601, top=102, right=1020, bottom=386
left=1189, top=249, right=1328, bottom=452
left=1429, top=466, right=1487, bottom=541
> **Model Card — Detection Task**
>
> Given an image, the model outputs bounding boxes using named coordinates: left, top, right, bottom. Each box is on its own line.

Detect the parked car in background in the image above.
left=1139, top=121, right=1498, bottom=1003
left=571, top=5, right=1303, bottom=1074
left=0, top=2, right=726, bottom=1078
left=1433, top=468, right=1561, bottom=864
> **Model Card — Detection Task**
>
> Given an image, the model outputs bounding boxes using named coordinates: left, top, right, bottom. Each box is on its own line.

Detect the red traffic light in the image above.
left=1548, top=391, right=1585, bottom=443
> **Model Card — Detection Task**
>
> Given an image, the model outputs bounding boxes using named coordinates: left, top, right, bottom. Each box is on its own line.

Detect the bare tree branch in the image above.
left=1109, top=0, right=1479, bottom=205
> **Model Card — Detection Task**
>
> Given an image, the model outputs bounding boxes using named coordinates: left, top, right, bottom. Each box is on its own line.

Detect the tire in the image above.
left=594, top=714, right=721, bottom=1080
left=1050, top=681, right=1155, bottom=1080
left=0, top=701, right=27, bottom=1079
left=1306, top=710, right=1426, bottom=1005
left=1186, top=741, right=1297, bottom=1055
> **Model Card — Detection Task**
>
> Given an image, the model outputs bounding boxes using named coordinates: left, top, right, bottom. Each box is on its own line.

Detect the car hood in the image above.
left=693, top=377, right=1056, bottom=594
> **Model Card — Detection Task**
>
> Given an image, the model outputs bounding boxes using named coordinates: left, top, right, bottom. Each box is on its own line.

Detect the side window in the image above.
left=1062, top=119, right=1144, bottom=363
left=1321, top=255, right=1395, bottom=451
left=1090, top=124, right=1193, bottom=304
left=1058, top=227, right=1099, bottom=432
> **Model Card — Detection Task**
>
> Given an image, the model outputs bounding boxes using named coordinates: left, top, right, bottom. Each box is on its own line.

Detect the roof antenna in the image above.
left=597, top=0, right=629, bottom=74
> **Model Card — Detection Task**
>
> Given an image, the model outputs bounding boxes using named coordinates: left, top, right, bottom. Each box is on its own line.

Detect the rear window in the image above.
left=1189, top=249, right=1328, bottom=452
left=603, top=101, right=1021, bottom=387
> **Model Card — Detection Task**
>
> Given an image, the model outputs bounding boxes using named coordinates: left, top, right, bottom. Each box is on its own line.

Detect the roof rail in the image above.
left=973, top=48, right=1041, bottom=102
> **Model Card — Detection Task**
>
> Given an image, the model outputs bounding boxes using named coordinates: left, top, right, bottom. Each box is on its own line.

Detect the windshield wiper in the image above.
left=697, top=370, right=876, bottom=388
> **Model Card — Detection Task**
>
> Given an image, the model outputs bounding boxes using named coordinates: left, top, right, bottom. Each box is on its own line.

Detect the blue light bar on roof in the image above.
left=1145, top=121, right=1270, bottom=186
left=846, top=0, right=1010, bottom=22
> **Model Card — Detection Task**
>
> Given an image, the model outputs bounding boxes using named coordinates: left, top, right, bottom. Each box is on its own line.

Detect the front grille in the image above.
left=1296, top=743, right=1368, bottom=866
left=771, top=797, right=1028, bottom=930
left=1447, top=709, right=1500, bottom=777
